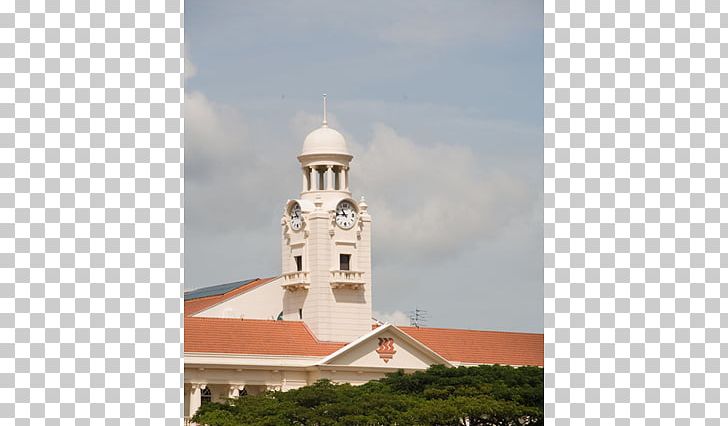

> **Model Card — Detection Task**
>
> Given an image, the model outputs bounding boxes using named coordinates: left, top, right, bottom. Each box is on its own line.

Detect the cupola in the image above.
left=301, top=127, right=349, bottom=157
left=297, top=95, right=353, bottom=199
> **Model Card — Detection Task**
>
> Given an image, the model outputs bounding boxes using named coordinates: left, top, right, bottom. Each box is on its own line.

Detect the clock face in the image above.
left=335, top=201, right=357, bottom=229
left=290, top=202, right=303, bottom=231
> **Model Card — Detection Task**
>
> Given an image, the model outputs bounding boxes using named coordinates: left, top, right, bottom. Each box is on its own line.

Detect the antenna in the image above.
left=408, top=307, right=429, bottom=328
left=322, top=93, right=328, bottom=127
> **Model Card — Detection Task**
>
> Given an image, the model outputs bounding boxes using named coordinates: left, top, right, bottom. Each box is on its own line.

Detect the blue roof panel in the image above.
left=184, top=278, right=258, bottom=301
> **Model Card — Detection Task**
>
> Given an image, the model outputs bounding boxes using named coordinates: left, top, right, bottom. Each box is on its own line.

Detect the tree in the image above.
left=192, top=364, right=543, bottom=426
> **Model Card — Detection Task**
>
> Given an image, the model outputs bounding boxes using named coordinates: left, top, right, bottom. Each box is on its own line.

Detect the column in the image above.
left=309, top=167, right=317, bottom=190
left=189, top=384, right=202, bottom=417
left=343, top=167, right=349, bottom=191
left=228, top=384, right=244, bottom=398
left=302, top=168, right=308, bottom=192
left=326, top=165, right=333, bottom=190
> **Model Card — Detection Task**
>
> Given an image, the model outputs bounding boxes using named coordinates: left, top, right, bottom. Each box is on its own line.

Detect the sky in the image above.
left=184, top=0, right=544, bottom=333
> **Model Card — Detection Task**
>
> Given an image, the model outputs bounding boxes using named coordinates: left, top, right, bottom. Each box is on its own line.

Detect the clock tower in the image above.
left=280, top=96, right=373, bottom=342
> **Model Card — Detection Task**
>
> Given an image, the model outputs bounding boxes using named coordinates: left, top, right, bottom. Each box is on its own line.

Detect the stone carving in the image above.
left=376, top=337, right=396, bottom=363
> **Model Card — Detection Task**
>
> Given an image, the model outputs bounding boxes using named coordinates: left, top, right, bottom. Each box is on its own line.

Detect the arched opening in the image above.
left=334, top=166, right=341, bottom=190
left=201, top=387, right=212, bottom=404
left=317, top=167, right=325, bottom=190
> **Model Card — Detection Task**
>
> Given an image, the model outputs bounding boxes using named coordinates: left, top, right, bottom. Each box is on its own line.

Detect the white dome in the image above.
left=301, top=126, right=350, bottom=156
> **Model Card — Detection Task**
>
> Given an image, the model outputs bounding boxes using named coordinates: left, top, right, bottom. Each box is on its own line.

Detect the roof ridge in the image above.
left=188, top=277, right=259, bottom=291
left=399, top=325, right=543, bottom=336
left=187, top=317, right=301, bottom=324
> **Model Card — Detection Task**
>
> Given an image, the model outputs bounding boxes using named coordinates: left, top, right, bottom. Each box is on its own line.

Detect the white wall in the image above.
left=281, top=200, right=373, bottom=343
left=194, top=277, right=284, bottom=320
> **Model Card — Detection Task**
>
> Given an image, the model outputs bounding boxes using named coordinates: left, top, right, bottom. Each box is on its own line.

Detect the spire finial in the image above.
left=322, top=93, right=328, bottom=127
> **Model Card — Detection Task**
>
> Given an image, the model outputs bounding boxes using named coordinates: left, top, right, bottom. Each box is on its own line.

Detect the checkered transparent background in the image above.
left=546, top=0, right=726, bottom=424
left=4, top=0, right=725, bottom=423
left=1, top=0, right=183, bottom=424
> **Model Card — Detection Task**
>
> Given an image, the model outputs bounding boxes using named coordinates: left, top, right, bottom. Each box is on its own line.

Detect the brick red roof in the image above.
left=185, top=316, right=542, bottom=367
left=184, top=277, right=277, bottom=316
left=399, top=326, right=543, bottom=367
left=184, top=317, right=345, bottom=357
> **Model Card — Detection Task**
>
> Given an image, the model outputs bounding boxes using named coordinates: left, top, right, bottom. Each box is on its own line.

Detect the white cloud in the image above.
left=373, top=310, right=410, bottom=326
left=184, top=90, right=291, bottom=234
left=349, top=123, right=533, bottom=262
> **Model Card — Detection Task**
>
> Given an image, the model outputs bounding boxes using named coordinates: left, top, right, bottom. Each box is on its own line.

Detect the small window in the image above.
left=294, top=255, right=302, bottom=272
left=339, top=254, right=351, bottom=271
left=201, top=387, right=212, bottom=404
left=298, top=308, right=303, bottom=319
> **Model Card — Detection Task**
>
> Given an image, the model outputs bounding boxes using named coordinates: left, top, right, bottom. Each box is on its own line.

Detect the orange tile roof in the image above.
left=184, top=277, right=277, bottom=316
left=399, top=326, right=543, bottom=367
left=184, top=317, right=346, bottom=357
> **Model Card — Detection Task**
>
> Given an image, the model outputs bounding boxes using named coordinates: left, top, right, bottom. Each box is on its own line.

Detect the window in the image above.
left=298, top=308, right=303, bottom=319
left=237, top=387, right=248, bottom=397
left=339, top=254, right=351, bottom=271
left=201, top=387, right=212, bottom=404
left=294, top=255, right=302, bottom=272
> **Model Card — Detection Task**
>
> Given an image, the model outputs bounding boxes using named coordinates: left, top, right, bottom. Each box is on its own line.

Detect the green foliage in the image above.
left=192, top=364, right=543, bottom=426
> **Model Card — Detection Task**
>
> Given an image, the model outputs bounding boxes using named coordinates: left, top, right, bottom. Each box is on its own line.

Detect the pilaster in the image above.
left=189, top=383, right=203, bottom=416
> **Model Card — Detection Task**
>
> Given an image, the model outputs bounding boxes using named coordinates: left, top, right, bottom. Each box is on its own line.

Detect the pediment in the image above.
left=319, top=324, right=451, bottom=369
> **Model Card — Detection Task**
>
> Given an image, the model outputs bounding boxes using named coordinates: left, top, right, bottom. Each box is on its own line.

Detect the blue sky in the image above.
left=185, top=0, right=544, bottom=332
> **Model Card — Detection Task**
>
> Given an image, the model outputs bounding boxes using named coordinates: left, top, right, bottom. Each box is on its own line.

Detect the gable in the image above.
left=320, top=325, right=451, bottom=370
left=191, top=277, right=283, bottom=320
